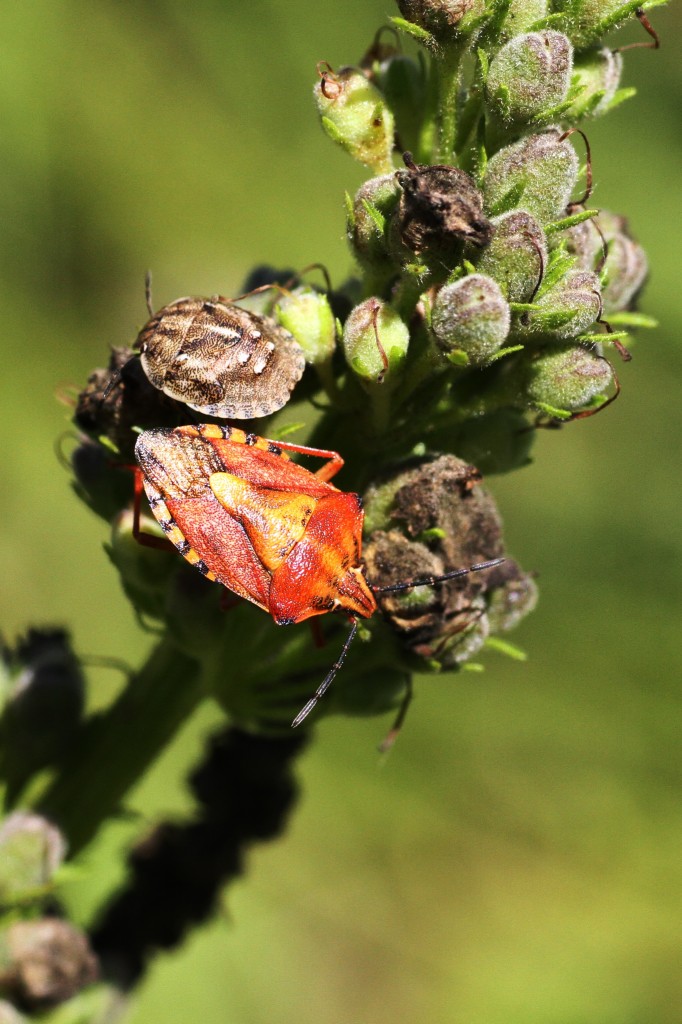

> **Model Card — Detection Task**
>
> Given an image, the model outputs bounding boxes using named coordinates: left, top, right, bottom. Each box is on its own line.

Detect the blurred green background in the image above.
left=1, top=2, right=681, bottom=1022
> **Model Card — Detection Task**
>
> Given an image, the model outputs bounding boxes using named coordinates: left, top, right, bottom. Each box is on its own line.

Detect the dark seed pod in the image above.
left=395, top=156, right=492, bottom=261
left=137, top=298, right=306, bottom=420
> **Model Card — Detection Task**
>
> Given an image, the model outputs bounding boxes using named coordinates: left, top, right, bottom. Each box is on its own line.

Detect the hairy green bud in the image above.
left=275, top=287, right=336, bottom=365
left=523, top=345, right=614, bottom=411
left=521, top=268, right=601, bottom=339
left=565, top=47, right=623, bottom=119
left=314, top=65, right=395, bottom=173
left=474, top=210, right=547, bottom=302
left=374, top=55, right=425, bottom=155
left=342, top=298, right=409, bottom=385
left=432, top=274, right=511, bottom=364
left=0, top=813, right=66, bottom=904
left=597, top=212, right=649, bottom=314
left=486, top=31, right=573, bottom=126
left=564, top=210, right=648, bottom=312
left=347, top=173, right=401, bottom=273
left=483, top=129, right=579, bottom=222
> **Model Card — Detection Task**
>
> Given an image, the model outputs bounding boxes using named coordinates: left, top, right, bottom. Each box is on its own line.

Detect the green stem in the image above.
left=434, top=43, right=466, bottom=163
left=37, top=638, right=205, bottom=856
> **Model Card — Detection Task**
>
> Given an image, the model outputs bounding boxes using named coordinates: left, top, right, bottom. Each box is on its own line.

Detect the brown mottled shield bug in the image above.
left=136, top=295, right=306, bottom=419
left=134, top=423, right=503, bottom=730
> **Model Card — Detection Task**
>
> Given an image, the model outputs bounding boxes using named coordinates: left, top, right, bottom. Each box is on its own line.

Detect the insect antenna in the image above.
left=372, top=557, right=505, bottom=595
left=291, top=616, right=359, bottom=728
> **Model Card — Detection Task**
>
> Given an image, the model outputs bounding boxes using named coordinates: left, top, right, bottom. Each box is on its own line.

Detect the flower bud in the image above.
left=596, top=211, right=649, bottom=314
left=395, top=159, right=492, bottom=262
left=275, top=287, right=336, bottom=365
left=374, top=55, right=425, bottom=155
left=563, top=206, right=604, bottom=269
left=432, top=274, right=511, bottom=364
left=313, top=65, right=395, bottom=174
left=0, top=813, right=66, bottom=903
left=565, top=47, right=623, bottom=119
left=483, top=130, right=578, bottom=223
left=486, top=32, right=573, bottom=126
left=347, top=173, right=401, bottom=273
left=520, top=268, right=601, bottom=339
left=0, top=920, right=98, bottom=1009
left=396, top=0, right=484, bottom=42
left=487, top=571, right=539, bottom=632
left=523, top=345, right=614, bottom=411
left=342, top=298, right=409, bottom=385
left=473, top=210, right=547, bottom=302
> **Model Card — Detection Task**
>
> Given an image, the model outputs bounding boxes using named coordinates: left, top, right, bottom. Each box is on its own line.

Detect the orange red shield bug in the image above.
left=134, top=424, right=503, bottom=729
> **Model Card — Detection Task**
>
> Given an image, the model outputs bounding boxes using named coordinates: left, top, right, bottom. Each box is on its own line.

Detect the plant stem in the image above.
left=435, top=43, right=466, bottom=162
left=37, top=638, right=205, bottom=856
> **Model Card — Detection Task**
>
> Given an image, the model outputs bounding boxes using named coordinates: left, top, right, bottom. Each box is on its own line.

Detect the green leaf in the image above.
left=526, top=12, right=565, bottom=30
left=488, top=178, right=527, bottom=217
left=321, top=115, right=347, bottom=147
left=361, top=198, right=387, bottom=236
left=344, top=190, right=354, bottom=227
left=545, top=209, right=600, bottom=234
left=476, top=47, right=489, bottom=83
left=533, top=400, right=572, bottom=420
left=607, top=311, right=658, bottom=329
left=389, top=16, right=435, bottom=45
left=577, top=330, right=629, bottom=343
left=485, top=636, right=528, bottom=660
left=416, top=527, right=447, bottom=542
left=603, top=87, right=637, bottom=114
left=488, top=343, right=525, bottom=363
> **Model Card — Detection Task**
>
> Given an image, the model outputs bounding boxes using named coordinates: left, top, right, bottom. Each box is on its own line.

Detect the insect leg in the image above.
left=266, top=438, right=345, bottom=482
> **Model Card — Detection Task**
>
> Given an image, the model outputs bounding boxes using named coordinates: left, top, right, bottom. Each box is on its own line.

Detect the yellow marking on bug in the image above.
left=210, top=471, right=317, bottom=571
